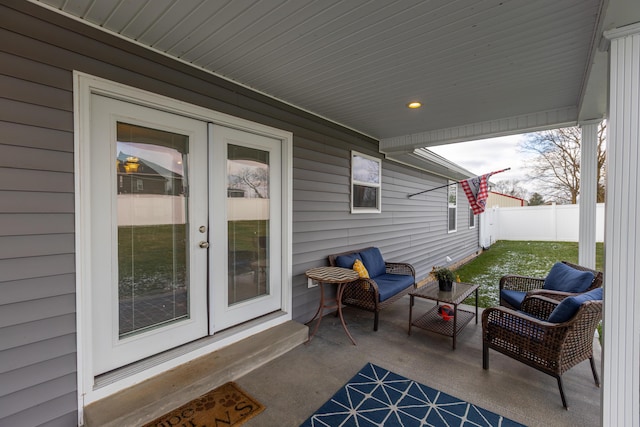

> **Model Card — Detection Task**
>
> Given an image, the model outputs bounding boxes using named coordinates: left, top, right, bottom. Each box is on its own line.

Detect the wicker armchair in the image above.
left=499, top=261, right=603, bottom=309
left=328, top=247, right=416, bottom=331
left=482, top=292, right=602, bottom=409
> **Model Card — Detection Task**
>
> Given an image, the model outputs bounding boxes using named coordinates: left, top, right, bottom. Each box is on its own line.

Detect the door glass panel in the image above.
left=116, top=123, right=190, bottom=338
left=227, top=144, right=269, bottom=305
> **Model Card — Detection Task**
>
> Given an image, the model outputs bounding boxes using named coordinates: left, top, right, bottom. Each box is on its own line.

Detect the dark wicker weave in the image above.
left=499, top=261, right=603, bottom=309
left=328, top=247, right=416, bottom=331
left=482, top=294, right=602, bottom=409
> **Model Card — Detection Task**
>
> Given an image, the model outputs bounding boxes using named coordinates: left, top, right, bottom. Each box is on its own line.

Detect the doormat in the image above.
left=301, top=363, right=526, bottom=427
left=142, top=382, right=264, bottom=427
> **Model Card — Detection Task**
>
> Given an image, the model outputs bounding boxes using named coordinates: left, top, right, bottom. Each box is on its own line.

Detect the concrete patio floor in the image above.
left=237, top=295, right=602, bottom=427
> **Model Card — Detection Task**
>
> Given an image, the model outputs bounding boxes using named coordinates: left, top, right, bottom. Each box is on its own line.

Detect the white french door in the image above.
left=88, top=94, right=284, bottom=376
left=210, top=125, right=282, bottom=331
left=90, top=95, right=210, bottom=375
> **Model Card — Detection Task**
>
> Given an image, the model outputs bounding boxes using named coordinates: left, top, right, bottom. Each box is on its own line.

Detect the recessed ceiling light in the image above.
left=407, top=102, right=422, bottom=109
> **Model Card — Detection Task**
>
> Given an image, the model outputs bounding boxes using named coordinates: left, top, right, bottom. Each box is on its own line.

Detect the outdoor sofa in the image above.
left=328, top=247, right=416, bottom=331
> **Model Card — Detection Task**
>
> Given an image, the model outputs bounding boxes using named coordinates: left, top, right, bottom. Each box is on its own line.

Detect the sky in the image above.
left=428, top=134, right=538, bottom=194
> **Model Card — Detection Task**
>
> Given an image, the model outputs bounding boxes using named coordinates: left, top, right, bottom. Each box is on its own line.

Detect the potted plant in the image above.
left=433, top=267, right=456, bottom=291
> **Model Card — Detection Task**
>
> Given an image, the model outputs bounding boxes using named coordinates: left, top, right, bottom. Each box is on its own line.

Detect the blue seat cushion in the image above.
left=372, top=273, right=414, bottom=302
left=359, top=247, right=386, bottom=278
left=543, top=262, right=595, bottom=293
left=500, top=289, right=526, bottom=309
left=548, top=287, right=603, bottom=323
left=335, top=253, right=362, bottom=269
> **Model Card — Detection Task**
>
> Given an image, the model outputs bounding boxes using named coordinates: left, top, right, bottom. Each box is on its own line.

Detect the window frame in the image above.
left=469, top=207, right=476, bottom=229
left=448, top=181, right=457, bottom=233
left=351, top=150, right=382, bottom=214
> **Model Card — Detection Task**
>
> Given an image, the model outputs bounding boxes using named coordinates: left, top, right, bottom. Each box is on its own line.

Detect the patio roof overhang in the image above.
left=32, top=0, right=638, bottom=155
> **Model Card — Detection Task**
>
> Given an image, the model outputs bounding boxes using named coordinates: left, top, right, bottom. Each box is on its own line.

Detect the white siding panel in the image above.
left=602, top=24, right=640, bottom=427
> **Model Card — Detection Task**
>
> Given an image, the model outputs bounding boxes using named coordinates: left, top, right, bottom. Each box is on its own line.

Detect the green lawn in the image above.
left=455, top=240, right=604, bottom=308
left=118, top=224, right=187, bottom=296
left=118, top=220, right=268, bottom=296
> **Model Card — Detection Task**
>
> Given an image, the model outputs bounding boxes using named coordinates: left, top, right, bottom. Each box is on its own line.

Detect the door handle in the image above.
left=199, top=241, right=210, bottom=249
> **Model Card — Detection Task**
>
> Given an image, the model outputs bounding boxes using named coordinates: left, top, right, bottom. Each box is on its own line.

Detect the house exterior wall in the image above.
left=291, top=143, right=481, bottom=319
left=0, top=2, right=479, bottom=424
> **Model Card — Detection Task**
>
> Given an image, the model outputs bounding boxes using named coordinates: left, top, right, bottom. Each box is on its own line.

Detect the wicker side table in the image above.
left=305, top=266, right=359, bottom=345
left=408, top=282, right=479, bottom=350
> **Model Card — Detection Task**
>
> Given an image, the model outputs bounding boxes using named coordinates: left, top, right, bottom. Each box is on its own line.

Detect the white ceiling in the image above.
left=33, top=0, right=639, bottom=156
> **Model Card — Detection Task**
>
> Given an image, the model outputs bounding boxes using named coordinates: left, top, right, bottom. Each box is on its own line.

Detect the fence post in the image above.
left=551, top=202, right=557, bottom=241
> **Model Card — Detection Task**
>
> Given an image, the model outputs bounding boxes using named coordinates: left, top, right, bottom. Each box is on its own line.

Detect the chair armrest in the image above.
left=483, top=306, right=570, bottom=338
left=526, top=289, right=577, bottom=303
left=349, top=277, right=380, bottom=295
left=483, top=305, right=545, bottom=327
left=520, top=295, right=560, bottom=320
left=499, top=275, right=545, bottom=293
left=483, top=306, right=553, bottom=336
left=384, top=262, right=416, bottom=278
left=341, top=278, right=380, bottom=311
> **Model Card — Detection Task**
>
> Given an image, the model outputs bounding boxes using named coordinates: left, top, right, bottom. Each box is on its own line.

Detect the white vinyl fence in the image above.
left=117, top=194, right=269, bottom=226
left=480, top=203, right=605, bottom=247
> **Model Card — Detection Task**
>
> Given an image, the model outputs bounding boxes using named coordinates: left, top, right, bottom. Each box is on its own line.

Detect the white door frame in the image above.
left=74, top=72, right=292, bottom=411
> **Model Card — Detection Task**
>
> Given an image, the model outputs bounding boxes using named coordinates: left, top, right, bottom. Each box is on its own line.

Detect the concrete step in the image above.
left=84, top=320, right=308, bottom=426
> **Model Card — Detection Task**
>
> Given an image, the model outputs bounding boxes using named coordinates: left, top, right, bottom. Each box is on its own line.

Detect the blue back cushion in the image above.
left=334, top=253, right=362, bottom=269
left=359, top=247, right=386, bottom=278
left=543, top=262, right=595, bottom=293
left=548, top=287, right=603, bottom=323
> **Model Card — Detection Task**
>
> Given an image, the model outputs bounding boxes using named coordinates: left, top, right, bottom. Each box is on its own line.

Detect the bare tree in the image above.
left=229, top=167, right=269, bottom=198
left=520, top=123, right=606, bottom=204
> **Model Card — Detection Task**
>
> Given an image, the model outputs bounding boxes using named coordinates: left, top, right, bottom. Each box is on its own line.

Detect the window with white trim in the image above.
left=448, top=181, right=457, bottom=232
left=351, top=151, right=381, bottom=213
left=469, top=207, right=476, bottom=228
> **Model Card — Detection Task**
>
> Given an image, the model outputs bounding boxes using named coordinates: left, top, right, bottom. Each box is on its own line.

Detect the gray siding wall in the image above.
left=291, top=139, right=480, bottom=321
left=0, top=2, right=478, bottom=425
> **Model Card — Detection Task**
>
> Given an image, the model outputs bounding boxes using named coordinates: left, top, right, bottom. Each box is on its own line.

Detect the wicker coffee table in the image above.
left=408, top=282, right=479, bottom=350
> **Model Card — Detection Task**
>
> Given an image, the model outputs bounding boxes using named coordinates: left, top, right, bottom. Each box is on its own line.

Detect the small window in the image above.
left=351, top=151, right=381, bottom=213
left=469, top=207, right=476, bottom=229
left=448, top=181, right=457, bottom=232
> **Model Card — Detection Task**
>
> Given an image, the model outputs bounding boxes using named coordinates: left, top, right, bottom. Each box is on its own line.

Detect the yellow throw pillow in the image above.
left=353, top=259, right=369, bottom=278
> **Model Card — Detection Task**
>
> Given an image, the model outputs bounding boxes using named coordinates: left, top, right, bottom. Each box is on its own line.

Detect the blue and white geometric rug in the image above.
left=301, top=363, right=526, bottom=427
